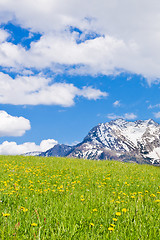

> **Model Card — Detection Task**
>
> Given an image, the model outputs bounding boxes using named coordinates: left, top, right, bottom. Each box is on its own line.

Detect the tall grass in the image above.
left=0, top=155, right=160, bottom=239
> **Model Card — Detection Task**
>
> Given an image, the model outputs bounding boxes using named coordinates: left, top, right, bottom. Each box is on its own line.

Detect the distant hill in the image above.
left=39, top=144, right=73, bottom=157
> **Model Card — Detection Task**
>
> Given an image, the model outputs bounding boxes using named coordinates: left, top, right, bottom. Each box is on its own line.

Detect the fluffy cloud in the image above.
left=78, top=86, right=107, bottom=100
left=107, top=113, right=137, bottom=120
left=39, top=139, right=58, bottom=152
left=0, top=33, right=125, bottom=71
left=153, top=112, right=160, bottom=118
left=0, top=1, right=160, bottom=81
left=0, top=111, right=30, bottom=136
left=0, top=72, right=107, bottom=106
left=113, top=100, right=121, bottom=107
left=124, top=113, right=137, bottom=120
left=107, top=113, right=122, bottom=120
left=0, top=29, right=9, bottom=43
left=0, top=32, right=158, bottom=80
left=0, top=139, right=58, bottom=155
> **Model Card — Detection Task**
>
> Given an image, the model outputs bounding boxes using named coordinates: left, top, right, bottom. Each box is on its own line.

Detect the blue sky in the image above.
left=0, top=0, right=160, bottom=154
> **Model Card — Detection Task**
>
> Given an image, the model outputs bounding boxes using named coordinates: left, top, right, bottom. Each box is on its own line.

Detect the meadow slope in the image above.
left=0, top=156, right=160, bottom=239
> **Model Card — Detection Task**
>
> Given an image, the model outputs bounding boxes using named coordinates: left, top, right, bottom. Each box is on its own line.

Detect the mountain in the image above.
left=67, top=119, right=160, bottom=165
left=23, top=151, right=42, bottom=156
left=39, top=144, right=74, bottom=157
left=35, top=119, right=160, bottom=165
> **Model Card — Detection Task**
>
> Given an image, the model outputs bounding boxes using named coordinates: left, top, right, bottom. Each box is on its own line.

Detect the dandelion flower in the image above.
left=150, top=194, right=156, bottom=197
left=116, top=212, right=121, bottom=216
left=2, top=213, right=10, bottom=217
left=113, top=218, right=118, bottom=221
left=108, top=227, right=114, bottom=231
left=122, top=208, right=127, bottom=213
left=110, top=224, right=115, bottom=227
left=92, top=208, right=98, bottom=212
left=90, top=223, right=94, bottom=226
left=23, top=208, right=28, bottom=212
left=31, top=223, right=37, bottom=227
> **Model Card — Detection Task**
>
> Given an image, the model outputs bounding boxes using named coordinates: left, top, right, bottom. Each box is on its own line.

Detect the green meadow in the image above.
left=0, top=155, right=160, bottom=239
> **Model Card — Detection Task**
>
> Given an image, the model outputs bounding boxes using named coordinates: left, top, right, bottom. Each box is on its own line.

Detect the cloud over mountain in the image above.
left=107, top=113, right=137, bottom=120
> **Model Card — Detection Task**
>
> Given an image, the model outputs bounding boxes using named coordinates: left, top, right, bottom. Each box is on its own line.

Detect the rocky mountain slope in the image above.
left=67, top=119, right=160, bottom=165
left=30, top=119, right=160, bottom=165
left=39, top=144, right=73, bottom=157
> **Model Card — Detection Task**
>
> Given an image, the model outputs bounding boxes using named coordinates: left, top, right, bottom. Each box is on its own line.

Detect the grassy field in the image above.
left=0, top=156, right=160, bottom=239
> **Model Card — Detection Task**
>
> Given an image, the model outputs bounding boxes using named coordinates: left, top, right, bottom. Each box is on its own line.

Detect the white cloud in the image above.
left=0, top=111, right=30, bottom=136
left=0, top=139, right=58, bottom=155
left=0, top=29, right=9, bottom=43
left=0, top=72, right=107, bottom=106
left=154, top=112, right=160, bottom=118
left=78, top=86, right=108, bottom=100
left=0, top=1, right=160, bottom=81
left=113, top=100, right=121, bottom=107
left=107, top=113, right=137, bottom=120
left=124, top=113, right=137, bottom=120
left=0, top=32, right=126, bottom=72
left=39, top=139, right=58, bottom=152
left=107, top=113, right=122, bottom=120
left=148, top=103, right=160, bottom=109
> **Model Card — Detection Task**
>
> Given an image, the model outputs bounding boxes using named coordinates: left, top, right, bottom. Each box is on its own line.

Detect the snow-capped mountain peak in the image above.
left=37, top=119, right=160, bottom=165
left=68, top=119, right=160, bottom=164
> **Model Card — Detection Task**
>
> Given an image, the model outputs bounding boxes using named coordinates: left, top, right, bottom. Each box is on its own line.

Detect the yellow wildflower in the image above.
left=2, top=213, right=10, bottom=217
left=122, top=208, right=127, bottom=213
left=110, top=224, right=115, bottom=227
left=92, top=208, right=98, bottom=212
left=150, top=194, right=156, bottom=197
left=31, top=223, right=37, bottom=227
left=108, top=227, right=114, bottom=231
left=23, top=208, right=28, bottom=212
left=116, top=212, right=121, bottom=216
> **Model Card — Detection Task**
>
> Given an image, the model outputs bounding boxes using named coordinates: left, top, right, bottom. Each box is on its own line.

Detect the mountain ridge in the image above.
left=25, top=119, right=160, bottom=165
